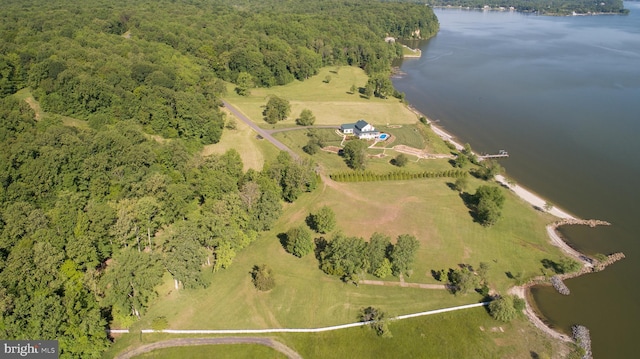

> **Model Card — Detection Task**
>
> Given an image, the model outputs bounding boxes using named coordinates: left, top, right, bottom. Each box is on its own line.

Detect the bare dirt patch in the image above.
left=24, top=96, right=43, bottom=121
left=368, top=153, right=387, bottom=159
left=322, top=146, right=341, bottom=154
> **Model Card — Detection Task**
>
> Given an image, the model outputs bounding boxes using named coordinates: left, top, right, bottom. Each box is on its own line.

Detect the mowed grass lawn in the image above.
left=133, top=344, right=287, bottom=359
left=108, top=172, right=567, bottom=357
left=281, top=307, right=569, bottom=359
left=223, top=66, right=419, bottom=129
left=201, top=107, right=280, bottom=170
left=126, top=307, right=568, bottom=359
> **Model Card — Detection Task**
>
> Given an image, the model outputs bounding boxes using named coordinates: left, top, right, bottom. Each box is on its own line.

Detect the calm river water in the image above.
left=392, top=3, right=640, bottom=358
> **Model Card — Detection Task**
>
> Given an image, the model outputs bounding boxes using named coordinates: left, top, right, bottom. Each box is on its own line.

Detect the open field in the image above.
left=116, top=307, right=569, bottom=359
left=201, top=108, right=278, bottom=170
left=133, top=343, right=287, bottom=359
left=281, top=307, right=568, bottom=359
left=107, top=66, right=575, bottom=358
left=223, top=67, right=420, bottom=129
left=108, top=169, right=568, bottom=357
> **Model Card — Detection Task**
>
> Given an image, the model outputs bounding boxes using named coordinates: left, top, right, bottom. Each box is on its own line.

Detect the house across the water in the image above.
left=340, top=120, right=379, bottom=139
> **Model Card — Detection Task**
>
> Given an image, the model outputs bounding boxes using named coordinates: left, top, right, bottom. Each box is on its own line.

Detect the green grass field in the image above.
left=106, top=66, right=574, bottom=358
left=134, top=344, right=287, bottom=359
left=201, top=108, right=280, bottom=170
left=119, top=308, right=569, bottom=359
left=223, top=67, right=420, bottom=129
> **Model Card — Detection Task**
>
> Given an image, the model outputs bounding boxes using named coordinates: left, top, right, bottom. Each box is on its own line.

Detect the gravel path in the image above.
left=222, top=100, right=298, bottom=159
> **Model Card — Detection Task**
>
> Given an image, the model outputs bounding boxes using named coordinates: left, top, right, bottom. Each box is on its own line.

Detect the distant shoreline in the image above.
left=431, top=5, right=629, bottom=16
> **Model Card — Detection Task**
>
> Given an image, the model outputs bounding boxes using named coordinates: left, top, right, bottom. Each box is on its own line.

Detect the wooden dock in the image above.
left=479, top=150, right=509, bottom=159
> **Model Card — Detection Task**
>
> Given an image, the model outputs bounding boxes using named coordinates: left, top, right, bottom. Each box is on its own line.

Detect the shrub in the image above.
left=489, top=295, right=518, bottom=322
left=296, top=109, right=316, bottom=126
left=285, top=225, right=314, bottom=257
left=151, top=317, right=169, bottom=331
left=309, top=206, right=336, bottom=234
left=359, top=306, right=392, bottom=337
left=251, top=264, right=275, bottom=291
left=391, top=153, right=408, bottom=167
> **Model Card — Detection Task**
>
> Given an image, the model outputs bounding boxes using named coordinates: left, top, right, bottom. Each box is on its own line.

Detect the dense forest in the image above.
left=0, top=0, right=438, bottom=141
left=422, top=0, right=628, bottom=14
left=0, top=0, right=440, bottom=357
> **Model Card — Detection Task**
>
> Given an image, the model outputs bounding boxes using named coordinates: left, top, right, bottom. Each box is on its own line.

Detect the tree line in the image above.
left=0, top=0, right=438, bottom=144
left=330, top=169, right=468, bottom=182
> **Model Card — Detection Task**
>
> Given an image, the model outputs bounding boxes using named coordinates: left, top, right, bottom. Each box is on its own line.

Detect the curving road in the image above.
left=222, top=100, right=299, bottom=159
left=114, top=337, right=303, bottom=359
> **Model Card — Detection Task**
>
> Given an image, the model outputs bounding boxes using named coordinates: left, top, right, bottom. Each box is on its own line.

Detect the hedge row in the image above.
left=329, top=169, right=467, bottom=182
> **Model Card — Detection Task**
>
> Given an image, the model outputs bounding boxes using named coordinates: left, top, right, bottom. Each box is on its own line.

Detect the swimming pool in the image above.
left=378, top=133, right=389, bottom=140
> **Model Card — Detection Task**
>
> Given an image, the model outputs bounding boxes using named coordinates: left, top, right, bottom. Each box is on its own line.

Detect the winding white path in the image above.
left=110, top=302, right=489, bottom=335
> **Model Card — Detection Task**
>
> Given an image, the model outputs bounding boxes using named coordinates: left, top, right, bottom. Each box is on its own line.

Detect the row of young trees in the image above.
left=0, top=94, right=318, bottom=356
left=330, top=169, right=468, bottom=182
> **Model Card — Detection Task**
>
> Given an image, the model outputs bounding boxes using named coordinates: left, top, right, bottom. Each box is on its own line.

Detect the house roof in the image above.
left=355, top=120, right=369, bottom=130
left=341, top=123, right=356, bottom=130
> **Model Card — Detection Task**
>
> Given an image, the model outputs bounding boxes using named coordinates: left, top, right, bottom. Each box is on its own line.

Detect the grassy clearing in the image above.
left=14, top=88, right=90, bottom=129
left=114, top=308, right=567, bottom=359
left=133, top=344, right=287, bottom=359
left=282, top=307, right=566, bottom=359
left=108, top=169, right=565, bottom=359
left=224, top=67, right=419, bottom=129
left=107, top=66, right=574, bottom=358
left=380, top=124, right=427, bottom=149
left=201, top=109, right=270, bottom=170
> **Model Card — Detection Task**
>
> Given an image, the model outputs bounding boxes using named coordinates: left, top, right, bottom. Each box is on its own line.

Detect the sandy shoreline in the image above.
left=407, top=104, right=608, bottom=346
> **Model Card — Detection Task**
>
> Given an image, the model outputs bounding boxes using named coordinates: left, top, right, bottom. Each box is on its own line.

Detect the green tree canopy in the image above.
left=320, top=233, right=367, bottom=282
left=309, top=206, right=336, bottom=234
left=473, top=185, right=506, bottom=226
left=391, top=153, right=409, bottom=167
left=296, top=109, right=316, bottom=126
left=251, top=264, right=276, bottom=291
left=342, top=139, right=368, bottom=170
left=264, top=96, right=291, bottom=124
left=390, top=234, right=420, bottom=276
left=285, top=225, right=314, bottom=258
left=488, top=295, right=522, bottom=322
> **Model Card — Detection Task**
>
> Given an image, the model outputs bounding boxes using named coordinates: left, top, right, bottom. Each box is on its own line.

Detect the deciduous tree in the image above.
left=390, top=234, right=420, bottom=276
left=264, top=96, right=290, bottom=124
left=251, top=264, right=275, bottom=291
left=296, top=109, right=316, bottom=126
left=342, top=139, right=368, bottom=170
left=285, top=225, right=314, bottom=257
left=309, top=206, right=336, bottom=234
left=489, top=295, right=520, bottom=322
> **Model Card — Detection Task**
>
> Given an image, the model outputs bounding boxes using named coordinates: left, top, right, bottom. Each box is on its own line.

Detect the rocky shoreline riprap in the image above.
left=572, top=325, right=593, bottom=359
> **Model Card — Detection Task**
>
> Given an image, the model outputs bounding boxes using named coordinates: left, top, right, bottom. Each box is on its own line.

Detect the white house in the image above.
left=340, top=120, right=380, bottom=139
